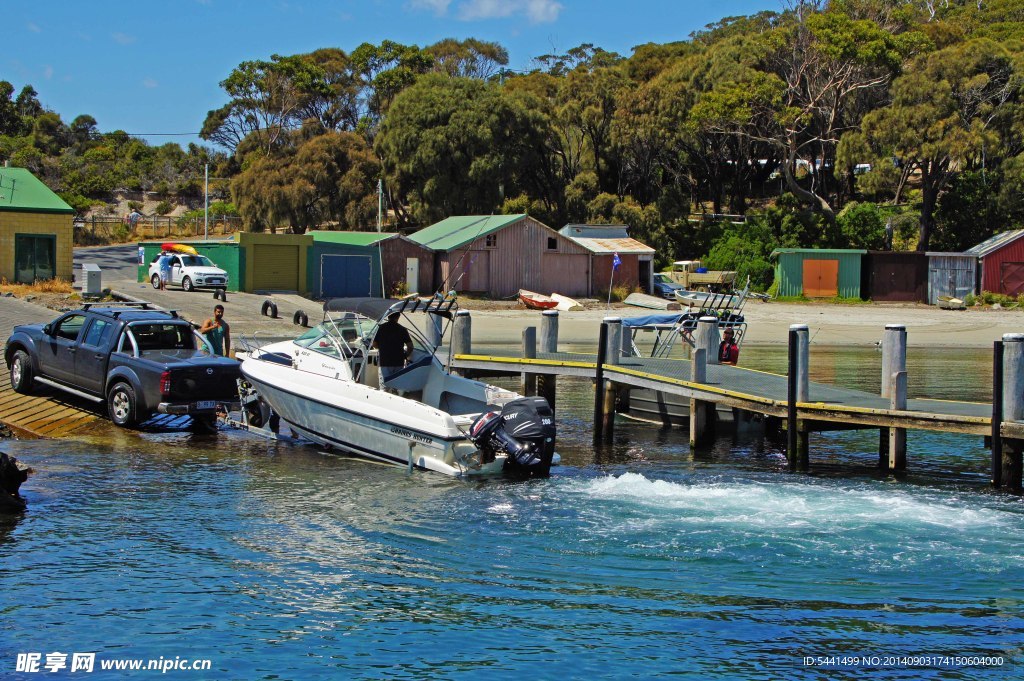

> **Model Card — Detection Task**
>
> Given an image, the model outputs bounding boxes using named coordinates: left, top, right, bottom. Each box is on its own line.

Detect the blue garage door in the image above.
left=321, top=255, right=372, bottom=297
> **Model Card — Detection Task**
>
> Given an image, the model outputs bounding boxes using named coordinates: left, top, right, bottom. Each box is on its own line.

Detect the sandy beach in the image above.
left=461, top=301, right=1024, bottom=348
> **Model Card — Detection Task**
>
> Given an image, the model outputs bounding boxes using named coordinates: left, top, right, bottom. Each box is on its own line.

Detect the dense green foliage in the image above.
left=4, top=3, right=1024, bottom=284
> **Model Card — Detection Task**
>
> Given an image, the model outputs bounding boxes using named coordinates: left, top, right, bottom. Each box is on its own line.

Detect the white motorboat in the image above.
left=236, top=297, right=557, bottom=478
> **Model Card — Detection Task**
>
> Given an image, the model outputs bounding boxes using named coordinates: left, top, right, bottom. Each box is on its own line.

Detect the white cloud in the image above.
left=410, top=0, right=451, bottom=13
left=112, top=32, right=136, bottom=45
left=412, top=0, right=561, bottom=22
left=27, top=22, right=41, bottom=33
left=524, top=0, right=561, bottom=23
left=143, top=77, right=158, bottom=88
left=43, top=65, right=53, bottom=79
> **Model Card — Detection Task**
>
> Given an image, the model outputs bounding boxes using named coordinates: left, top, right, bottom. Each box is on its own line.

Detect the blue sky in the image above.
left=5, top=0, right=779, bottom=149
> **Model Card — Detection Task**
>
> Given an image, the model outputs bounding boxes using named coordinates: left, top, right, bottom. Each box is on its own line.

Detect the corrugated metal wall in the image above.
left=980, top=237, right=1024, bottom=294
left=138, top=242, right=243, bottom=291
left=308, top=242, right=382, bottom=297
left=591, top=254, right=640, bottom=295
left=863, top=251, right=927, bottom=302
left=441, top=217, right=590, bottom=297
left=774, top=251, right=863, bottom=298
left=381, top=239, right=434, bottom=297
left=927, top=254, right=976, bottom=304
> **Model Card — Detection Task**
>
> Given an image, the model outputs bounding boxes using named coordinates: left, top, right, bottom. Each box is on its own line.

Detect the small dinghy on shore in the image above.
left=518, top=290, right=560, bottom=310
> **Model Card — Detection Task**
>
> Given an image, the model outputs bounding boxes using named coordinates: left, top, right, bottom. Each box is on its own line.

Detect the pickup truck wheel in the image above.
left=108, top=382, right=139, bottom=428
left=151, top=274, right=161, bottom=289
left=10, top=350, right=34, bottom=394
left=182, top=276, right=195, bottom=292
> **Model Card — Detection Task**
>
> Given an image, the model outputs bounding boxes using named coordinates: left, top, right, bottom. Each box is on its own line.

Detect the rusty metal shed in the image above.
left=409, top=214, right=590, bottom=298
left=965, top=230, right=1024, bottom=296
left=559, top=224, right=656, bottom=296
left=862, top=251, right=927, bottom=302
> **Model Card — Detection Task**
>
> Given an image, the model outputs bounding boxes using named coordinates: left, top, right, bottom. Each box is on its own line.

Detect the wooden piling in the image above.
left=451, top=310, right=471, bottom=376
left=694, top=316, right=720, bottom=364
left=593, top=321, right=609, bottom=444
left=888, top=370, right=907, bottom=470
left=992, top=340, right=1003, bottom=488
left=1000, top=334, right=1024, bottom=491
left=689, top=348, right=714, bottom=448
left=540, top=310, right=559, bottom=353
left=787, top=324, right=810, bottom=471
left=599, top=318, right=622, bottom=441
left=426, top=312, right=443, bottom=348
left=879, top=324, right=907, bottom=469
left=539, top=310, right=559, bottom=413
left=793, top=324, right=809, bottom=402
left=521, top=326, right=537, bottom=396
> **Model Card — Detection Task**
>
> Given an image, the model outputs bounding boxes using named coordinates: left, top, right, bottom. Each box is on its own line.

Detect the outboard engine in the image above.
left=469, top=397, right=556, bottom=477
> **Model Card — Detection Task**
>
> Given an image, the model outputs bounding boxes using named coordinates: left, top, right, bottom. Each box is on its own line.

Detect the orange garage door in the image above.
left=802, top=259, right=839, bottom=297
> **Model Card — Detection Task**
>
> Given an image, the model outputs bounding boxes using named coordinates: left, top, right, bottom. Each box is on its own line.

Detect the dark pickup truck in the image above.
left=4, top=303, right=241, bottom=428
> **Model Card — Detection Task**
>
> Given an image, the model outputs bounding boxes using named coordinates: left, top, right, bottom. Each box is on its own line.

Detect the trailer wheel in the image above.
left=261, top=300, right=278, bottom=318
left=293, top=310, right=308, bottom=327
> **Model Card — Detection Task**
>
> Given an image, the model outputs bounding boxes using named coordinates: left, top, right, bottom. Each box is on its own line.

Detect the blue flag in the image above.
left=612, top=252, right=621, bottom=270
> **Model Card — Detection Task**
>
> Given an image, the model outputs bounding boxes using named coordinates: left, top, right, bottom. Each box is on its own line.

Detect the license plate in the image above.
left=195, top=400, right=217, bottom=410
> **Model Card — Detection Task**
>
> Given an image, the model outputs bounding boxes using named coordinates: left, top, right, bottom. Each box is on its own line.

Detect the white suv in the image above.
left=149, top=253, right=229, bottom=292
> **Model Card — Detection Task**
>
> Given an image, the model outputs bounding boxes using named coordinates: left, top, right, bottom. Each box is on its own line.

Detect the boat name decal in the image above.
left=391, top=426, right=433, bottom=444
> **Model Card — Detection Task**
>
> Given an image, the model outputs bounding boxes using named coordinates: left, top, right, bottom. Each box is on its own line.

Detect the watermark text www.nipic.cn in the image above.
left=15, top=653, right=213, bottom=673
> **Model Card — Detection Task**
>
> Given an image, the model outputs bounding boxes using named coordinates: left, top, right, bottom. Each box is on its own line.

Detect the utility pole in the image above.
left=377, top=179, right=383, bottom=232
left=204, top=163, right=209, bottom=240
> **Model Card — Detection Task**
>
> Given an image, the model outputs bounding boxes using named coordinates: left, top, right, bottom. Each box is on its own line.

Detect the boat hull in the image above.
left=519, top=290, right=559, bottom=310
left=621, top=388, right=763, bottom=431
left=240, top=360, right=506, bottom=477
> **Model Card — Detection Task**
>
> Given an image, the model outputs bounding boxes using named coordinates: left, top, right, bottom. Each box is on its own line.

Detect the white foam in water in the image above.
left=575, top=472, right=1018, bottom=535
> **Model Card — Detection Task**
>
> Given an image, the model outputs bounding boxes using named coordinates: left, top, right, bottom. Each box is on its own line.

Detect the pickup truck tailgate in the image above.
left=169, top=364, right=242, bottom=401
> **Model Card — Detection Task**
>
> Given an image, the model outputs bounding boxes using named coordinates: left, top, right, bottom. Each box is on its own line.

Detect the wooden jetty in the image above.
left=444, top=311, right=1024, bottom=492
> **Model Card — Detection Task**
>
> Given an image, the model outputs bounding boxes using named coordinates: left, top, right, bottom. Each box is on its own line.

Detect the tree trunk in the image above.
left=782, top=161, right=836, bottom=226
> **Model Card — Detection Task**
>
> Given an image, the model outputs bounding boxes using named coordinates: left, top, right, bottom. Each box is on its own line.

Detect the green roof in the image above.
left=770, top=248, right=867, bottom=257
left=0, top=167, right=74, bottom=214
left=408, top=214, right=526, bottom=251
left=310, top=231, right=398, bottom=246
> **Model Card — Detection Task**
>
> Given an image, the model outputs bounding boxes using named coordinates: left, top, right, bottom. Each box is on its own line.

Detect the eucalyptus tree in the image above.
left=374, top=74, right=552, bottom=226
left=424, top=38, right=509, bottom=80
left=232, top=128, right=381, bottom=233
left=200, top=54, right=332, bottom=154
left=696, top=2, right=925, bottom=224
left=843, top=38, right=1021, bottom=249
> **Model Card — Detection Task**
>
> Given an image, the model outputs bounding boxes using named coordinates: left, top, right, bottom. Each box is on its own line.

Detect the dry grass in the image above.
left=0, top=278, right=74, bottom=295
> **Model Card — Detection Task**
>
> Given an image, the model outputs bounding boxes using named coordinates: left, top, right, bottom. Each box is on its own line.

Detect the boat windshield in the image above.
left=293, top=314, right=373, bottom=355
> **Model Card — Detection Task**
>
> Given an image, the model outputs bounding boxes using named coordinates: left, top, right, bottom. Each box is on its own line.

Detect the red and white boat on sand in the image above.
left=518, top=290, right=560, bottom=310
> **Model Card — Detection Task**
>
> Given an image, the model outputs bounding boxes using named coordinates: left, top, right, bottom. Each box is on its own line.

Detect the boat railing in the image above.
left=626, top=278, right=752, bottom=359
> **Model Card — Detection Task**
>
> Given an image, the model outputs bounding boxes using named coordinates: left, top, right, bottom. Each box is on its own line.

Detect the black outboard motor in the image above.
left=469, top=397, right=556, bottom=477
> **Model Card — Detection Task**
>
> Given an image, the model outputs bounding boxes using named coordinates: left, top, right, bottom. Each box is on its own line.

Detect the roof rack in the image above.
left=82, top=301, right=152, bottom=310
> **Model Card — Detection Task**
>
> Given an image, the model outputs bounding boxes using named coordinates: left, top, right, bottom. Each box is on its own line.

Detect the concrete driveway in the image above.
left=74, top=243, right=320, bottom=342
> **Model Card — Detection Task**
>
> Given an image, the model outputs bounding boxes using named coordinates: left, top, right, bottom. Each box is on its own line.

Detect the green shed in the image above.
left=771, top=248, right=866, bottom=299
left=308, top=231, right=435, bottom=299
left=137, top=240, right=243, bottom=291
left=137, top=233, right=313, bottom=293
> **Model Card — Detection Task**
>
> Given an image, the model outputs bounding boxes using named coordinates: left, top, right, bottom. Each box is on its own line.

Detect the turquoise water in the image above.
left=2, top=347, right=1022, bottom=679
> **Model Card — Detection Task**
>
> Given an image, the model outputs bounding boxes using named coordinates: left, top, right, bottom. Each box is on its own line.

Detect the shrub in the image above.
left=598, top=283, right=636, bottom=303
left=155, top=200, right=173, bottom=215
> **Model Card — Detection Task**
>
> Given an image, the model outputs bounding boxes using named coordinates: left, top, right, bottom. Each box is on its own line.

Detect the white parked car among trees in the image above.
left=148, top=253, right=229, bottom=292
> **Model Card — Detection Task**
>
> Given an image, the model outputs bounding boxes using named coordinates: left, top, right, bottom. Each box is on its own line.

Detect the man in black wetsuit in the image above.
left=372, top=312, right=413, bottom=391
